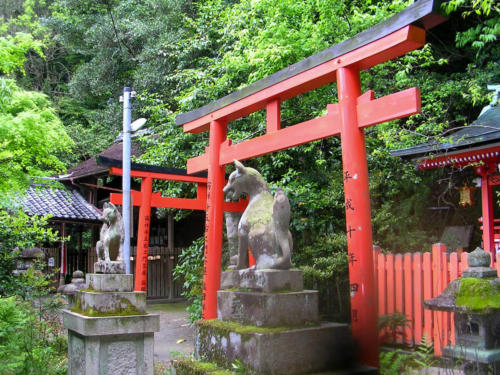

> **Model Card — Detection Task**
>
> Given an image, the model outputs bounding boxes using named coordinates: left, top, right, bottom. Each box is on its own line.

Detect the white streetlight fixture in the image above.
left=120, top=87, right=147, bottom=274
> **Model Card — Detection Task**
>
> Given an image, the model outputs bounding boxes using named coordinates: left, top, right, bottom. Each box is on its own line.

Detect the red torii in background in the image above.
left=98, top=157, right=247, bottom=292
left=175, top=0, right=446, bottom=367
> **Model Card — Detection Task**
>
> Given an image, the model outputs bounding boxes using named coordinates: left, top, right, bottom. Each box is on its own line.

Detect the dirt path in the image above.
left=147, top=302, right=195, bottom=364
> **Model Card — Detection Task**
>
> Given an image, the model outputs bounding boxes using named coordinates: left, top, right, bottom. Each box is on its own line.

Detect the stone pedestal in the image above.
left=192, top=268, right=376, bottom=375
left=63, top=273, right=159, bottom=375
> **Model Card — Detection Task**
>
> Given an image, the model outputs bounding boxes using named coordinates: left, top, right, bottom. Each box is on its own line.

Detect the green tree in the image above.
left=0, top=78, right=73, bottom=193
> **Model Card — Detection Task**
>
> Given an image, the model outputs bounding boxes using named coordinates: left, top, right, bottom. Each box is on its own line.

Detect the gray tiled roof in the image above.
left=23, top=185, right=101, bottom=222
left=391, top=106, right=500, bottom=159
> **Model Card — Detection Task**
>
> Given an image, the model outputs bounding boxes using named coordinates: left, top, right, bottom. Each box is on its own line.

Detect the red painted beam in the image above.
left=266, top=99, right=281, bottom=133
left=357, top=87, right=420, bottom=129
left=109, top=166, right=207, bottom=183
left=110, top=191, right=246, bottom=212
left=187, top=87, right=420, bottom=173
left=182, top=26, right=425, bottom=133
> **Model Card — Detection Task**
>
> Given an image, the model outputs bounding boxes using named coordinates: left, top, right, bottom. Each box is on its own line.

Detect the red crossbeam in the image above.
left=110, top=190, right=246, bottom=212
left=182, top=26, right=424, bottom=134
left=187, top=87, right=420, bottom=173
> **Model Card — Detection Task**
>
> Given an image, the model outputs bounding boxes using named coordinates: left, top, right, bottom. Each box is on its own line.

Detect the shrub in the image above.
left=174, top=237, right=205, bottom=322
left=0, top=296, right=67, bottom=375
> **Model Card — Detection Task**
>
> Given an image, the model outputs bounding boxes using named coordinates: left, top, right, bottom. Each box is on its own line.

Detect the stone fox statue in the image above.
left=96, top=202, right=125, bottom=262
left=223, top=160, right=293, bottom=270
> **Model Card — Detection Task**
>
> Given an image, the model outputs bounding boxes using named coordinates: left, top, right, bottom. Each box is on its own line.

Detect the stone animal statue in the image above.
left=96, top=202, right=124, bottom=262
left=223, top=160, right=293, bottom=270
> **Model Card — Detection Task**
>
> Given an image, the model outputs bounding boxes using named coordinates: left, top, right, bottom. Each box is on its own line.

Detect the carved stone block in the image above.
left=94, top=260, right=126, bottom=274
left=220, top=269, right=303, bottom=293
left=218, top=289, right=318, bottom=327
left=87, top=273, right=133, bottom=292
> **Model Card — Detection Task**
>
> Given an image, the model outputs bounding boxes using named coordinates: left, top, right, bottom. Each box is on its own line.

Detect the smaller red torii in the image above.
left=98, top=157, right=246, bottom=292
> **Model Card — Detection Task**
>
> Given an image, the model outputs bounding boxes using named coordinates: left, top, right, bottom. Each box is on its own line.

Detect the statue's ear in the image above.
left=109, top=202, right=116, bottom=210
left=234, top=160, right=246, bottom=174
left=104, top=202, right=109, bottom=209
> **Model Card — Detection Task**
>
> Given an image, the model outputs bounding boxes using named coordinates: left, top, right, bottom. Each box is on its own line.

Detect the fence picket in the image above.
left=441, top=251, right=450, bottom=351
left=395, top=254, right=404, bottom=344
left=403, top=254, right=413, bottom=346
left=423, top=252, right=433, bottom=347
left=412, top=252, right=423, bottom=345
left=432, top=244, right=446, bottom=356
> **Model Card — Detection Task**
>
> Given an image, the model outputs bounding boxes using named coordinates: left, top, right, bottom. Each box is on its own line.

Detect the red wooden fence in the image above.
left=374, top=243, right=500, bottom=356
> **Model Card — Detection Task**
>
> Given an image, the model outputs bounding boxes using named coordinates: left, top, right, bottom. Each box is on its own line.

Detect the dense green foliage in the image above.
left=0, top=208, right=59, bottom=296
left=0, top=78, right=73, bottom=193
left=0, top=206, right=67, bottom=374
left=0, top=296, right=67, bottom=375
left=173, top=236, right=204, bottom=321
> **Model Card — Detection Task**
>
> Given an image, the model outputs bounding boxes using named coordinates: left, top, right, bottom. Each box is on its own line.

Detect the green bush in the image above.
left=0, top=296, right=67, bottom=375
left=0, top=207, right=59, bottom=298
left=174, top=237, right=205, bottom=322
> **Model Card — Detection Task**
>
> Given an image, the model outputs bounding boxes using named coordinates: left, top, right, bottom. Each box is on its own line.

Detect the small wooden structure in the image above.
left=392, top=98, right=500, bottom=260
left=21, top=184, right=102, bottom=285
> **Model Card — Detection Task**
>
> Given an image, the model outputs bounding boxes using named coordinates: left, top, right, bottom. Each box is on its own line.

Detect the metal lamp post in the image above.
left=120, top=87, right=147, bottom=274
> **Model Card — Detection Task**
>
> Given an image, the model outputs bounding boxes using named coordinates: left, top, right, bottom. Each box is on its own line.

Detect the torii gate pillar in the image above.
left=337, top=67, right=378, bottom=366
left=203, top=119, right=228, bottom=319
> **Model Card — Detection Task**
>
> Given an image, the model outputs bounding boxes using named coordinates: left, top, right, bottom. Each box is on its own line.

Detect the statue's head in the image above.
left=101, top=202, right=118, bottom=225
left=223, top=160, right=267, bottom=200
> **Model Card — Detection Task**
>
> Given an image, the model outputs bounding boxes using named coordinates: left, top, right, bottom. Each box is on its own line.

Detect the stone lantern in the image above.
left=424, top=248, right=500, bottom=374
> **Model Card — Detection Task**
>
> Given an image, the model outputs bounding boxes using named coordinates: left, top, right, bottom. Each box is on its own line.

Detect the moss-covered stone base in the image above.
left=456, top=277, right=500, bottom=313
left=195, top=319, right=354, bottom=375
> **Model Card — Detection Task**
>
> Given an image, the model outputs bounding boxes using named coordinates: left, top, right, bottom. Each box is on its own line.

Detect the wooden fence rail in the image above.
left=374, top=243, right=500, bottom=356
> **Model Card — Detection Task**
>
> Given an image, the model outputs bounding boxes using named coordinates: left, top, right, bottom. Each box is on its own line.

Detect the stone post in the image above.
left=63, top=273, right=159, bottom=374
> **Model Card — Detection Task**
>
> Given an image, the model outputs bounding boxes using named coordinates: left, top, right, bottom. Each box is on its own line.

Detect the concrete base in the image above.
left=217, top=289, right=318, bottom=327
left=221, top=269, right=303, bottom=292
left=87, top=273, right=133, bottom=292
left=78, top=290, right=147, bottom=314
left=195, top=320, right=355, bottom=375
left=63, top=310, right=159, bottom=375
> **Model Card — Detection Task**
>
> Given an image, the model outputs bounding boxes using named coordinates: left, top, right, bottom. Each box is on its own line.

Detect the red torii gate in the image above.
left=176, top=0, right=446, bottom=366
left=98, top=157, right=246, bottom=292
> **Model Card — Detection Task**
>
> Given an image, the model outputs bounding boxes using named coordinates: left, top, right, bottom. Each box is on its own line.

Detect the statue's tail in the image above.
left=273, top=187, right=292, bottom=269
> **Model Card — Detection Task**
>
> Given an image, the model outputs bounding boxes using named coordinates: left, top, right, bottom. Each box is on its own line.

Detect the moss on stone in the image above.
left=197, top=319, right=313, bottom=335
left=456, top=278, right=500, bottom=312
left=70, top=297, right=144, bottom=317
left=172, top=358, right=233, bottom=375
left=246, top=193, right=273, bottom=226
